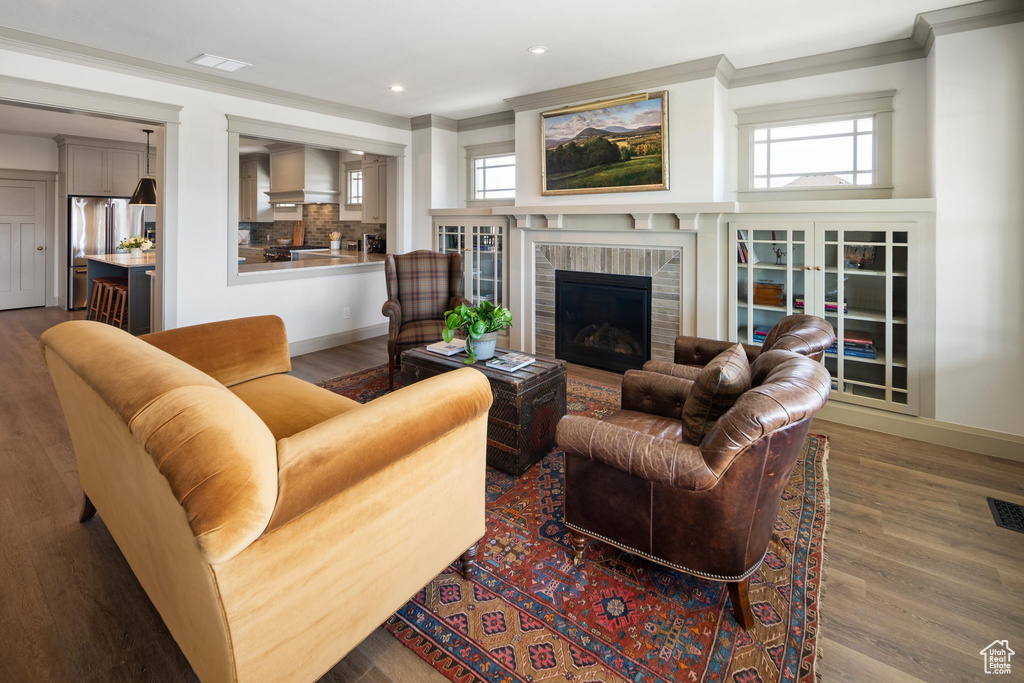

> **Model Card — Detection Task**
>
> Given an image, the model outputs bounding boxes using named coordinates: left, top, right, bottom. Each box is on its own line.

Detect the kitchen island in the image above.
left=85, top=253, right=155, bottom=335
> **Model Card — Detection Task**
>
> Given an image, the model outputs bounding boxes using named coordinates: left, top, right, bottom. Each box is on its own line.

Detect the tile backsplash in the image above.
left=239, top=204, right=385, bottom=248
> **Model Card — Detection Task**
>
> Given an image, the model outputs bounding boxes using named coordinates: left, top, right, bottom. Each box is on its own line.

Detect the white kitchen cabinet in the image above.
left=730, top=221, right=920, bottom=415
left=361, top=157, right=388, bottom=224
left=108, top=149, right=145, bottom=196
left=238, top=154, right=272, bottom=222
left=58, top=136, right=151, bottom=198
left=67, top=146, right=107, bottom=195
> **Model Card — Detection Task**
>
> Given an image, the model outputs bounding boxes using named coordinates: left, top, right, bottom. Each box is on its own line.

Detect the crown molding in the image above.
left=0, top=26, right=412, bottom=130
left=410, top=114, right=457, bottom=132
left=504, top=55, right=728, bottom=112
left=912, top=0, right=1024, bottom=56
left=728, top=39, right=923, bottom=89
left=456, top=110, right=515, bottom=131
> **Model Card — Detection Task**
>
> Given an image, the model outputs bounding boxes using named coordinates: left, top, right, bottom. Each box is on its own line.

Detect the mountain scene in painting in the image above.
left=543, top=95, right=664, bottom=192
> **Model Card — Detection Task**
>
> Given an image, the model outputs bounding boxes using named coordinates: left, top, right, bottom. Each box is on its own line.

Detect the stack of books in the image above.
left=793, top=296, right=848, bottom=314
left=752, top=326, right=771, bottom=344
left=827, top=330, right=877, bottom=360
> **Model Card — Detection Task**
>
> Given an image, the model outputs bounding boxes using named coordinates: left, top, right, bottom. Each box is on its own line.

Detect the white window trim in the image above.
left=465, top=140, right=515, bottom=207
left=344, top=160, right=363, bottom=210
left=737, top=90, right=894, bottom=201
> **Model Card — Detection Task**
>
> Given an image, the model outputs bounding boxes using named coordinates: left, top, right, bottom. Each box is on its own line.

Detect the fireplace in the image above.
left=555, top=270, right=652, bottom=373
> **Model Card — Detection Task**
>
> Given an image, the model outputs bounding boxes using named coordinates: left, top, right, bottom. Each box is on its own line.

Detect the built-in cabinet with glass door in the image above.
left=435, top=217, right=508, bottom=340
left=730, top=222, right=918, bottom=414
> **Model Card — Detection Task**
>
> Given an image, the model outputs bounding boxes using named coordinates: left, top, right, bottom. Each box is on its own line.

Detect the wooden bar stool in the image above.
left=94, top=277, right=128, bottom=325
left=109, top=282, right=129, bottom=330
left=87, top=277, right=120, bottom=321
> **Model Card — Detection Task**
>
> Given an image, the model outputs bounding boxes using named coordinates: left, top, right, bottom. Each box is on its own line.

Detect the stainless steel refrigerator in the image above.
left=68, top=197, right=144, bottom=309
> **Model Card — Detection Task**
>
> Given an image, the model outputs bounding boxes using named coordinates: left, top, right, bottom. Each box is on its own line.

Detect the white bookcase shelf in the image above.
left=731, top=221, right=920, bottom=415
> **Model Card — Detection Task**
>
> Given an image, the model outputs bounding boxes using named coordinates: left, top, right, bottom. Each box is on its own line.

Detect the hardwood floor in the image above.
left=2, top=306, right=1022, bottom=682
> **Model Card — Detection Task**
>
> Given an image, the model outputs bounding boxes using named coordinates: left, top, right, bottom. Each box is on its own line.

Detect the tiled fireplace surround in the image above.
left=534, top=244, right=682, bottom=363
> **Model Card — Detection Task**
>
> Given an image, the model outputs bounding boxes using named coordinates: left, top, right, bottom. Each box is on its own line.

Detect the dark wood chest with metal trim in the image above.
left=401, top=347, right=567, bottom=476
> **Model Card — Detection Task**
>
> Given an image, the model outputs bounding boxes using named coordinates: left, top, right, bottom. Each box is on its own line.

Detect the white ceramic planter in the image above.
left=130, top=248, right=143, bottom=258
left=473, top=332, right=499, bottom=360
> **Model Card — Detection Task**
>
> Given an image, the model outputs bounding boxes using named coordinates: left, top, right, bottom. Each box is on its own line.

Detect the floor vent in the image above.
left=987, top=497, right=1024, bottom=533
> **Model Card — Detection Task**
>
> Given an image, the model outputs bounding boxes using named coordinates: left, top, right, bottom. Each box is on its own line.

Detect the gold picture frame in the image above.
left=541, top=90, right=669, bottom=196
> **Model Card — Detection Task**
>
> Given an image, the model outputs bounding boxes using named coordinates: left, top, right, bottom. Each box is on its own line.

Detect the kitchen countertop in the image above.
left=240, top=251, right=386, bottom=273
left=85, top=253, right=156, bottom=268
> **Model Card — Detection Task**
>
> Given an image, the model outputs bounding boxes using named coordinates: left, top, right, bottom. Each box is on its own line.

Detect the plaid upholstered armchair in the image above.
left=383, top=250, right=471, bottom=389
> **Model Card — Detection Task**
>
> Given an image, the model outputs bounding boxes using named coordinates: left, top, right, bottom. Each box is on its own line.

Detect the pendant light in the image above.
left=129, top=129, right=157, bottom=206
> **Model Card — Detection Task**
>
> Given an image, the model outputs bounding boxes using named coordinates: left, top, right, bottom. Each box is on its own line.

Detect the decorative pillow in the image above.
left=680, top=343, right=751, bottom=445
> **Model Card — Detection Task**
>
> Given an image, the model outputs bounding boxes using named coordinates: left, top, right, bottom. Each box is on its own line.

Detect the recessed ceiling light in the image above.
left=351, top=150, right=365, bottom=155
left=389, top=84, right=405, bottom=92
left=527, top=46, right=548, bottom=55
left=188, top=53, right=251, bottom=72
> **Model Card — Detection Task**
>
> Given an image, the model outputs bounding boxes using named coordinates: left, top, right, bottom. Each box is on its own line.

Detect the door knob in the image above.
left=36, top=246, right=44, bottom=251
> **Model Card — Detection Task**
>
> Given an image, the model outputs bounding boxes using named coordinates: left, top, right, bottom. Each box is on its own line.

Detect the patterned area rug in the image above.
left=319, top=365, right=828, bottom=682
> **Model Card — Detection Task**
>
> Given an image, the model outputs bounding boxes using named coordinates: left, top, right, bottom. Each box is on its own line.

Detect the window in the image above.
left=753, top=117, right=875, bottom=189
left=474, top=154, right=515, bottom=199
left=737, top=90, right=893, bottom=199
left=465, top=140, right=515, bottom=205
left=347, top=169, right=363, bottom=204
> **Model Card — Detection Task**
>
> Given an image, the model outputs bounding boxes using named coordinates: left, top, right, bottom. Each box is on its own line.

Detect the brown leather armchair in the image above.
left=382, top=250, right=471, bottom=388
left=644, top=314, right=835, bottom=380
left=556, top=349, right=831, bottom=628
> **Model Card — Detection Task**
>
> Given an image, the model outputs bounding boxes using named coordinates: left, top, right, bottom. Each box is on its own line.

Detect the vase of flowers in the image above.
left=442, top=301, right=512, bottom=364
left=118, top=235, right=153, bottom=258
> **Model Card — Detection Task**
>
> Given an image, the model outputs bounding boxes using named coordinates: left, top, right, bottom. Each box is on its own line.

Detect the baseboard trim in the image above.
left=288, top=323, right=388, bottom=357
left=816, top=401, right=1024, bottom=463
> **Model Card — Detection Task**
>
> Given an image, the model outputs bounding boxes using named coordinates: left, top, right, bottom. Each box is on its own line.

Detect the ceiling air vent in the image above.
left=188, top=54, right=251, bottom=73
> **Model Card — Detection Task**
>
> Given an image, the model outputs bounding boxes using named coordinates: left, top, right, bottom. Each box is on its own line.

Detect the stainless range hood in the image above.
left=264, top=143, right=340, bottom=204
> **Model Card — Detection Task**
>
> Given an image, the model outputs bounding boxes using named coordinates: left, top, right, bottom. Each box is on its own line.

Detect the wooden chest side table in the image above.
left=401, top=347, right=567, bottom=476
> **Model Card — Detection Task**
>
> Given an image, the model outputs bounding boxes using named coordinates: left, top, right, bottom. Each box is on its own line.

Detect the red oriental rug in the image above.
left=320, top=365, right=829, bottom=683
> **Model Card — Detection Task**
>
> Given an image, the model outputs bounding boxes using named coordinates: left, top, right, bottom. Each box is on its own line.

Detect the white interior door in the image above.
left=0, top=179, right=46, bottom=310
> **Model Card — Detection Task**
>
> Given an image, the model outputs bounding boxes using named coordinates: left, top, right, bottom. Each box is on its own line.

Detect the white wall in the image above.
left=930, top=22, right=1024, bottom=437
left=410, top=127, right=432, bottom=250
left=430, top=128, right=457, bottom=210
left=0, top=47, right=413, bottom=345
left=0, top=133, right=57, bottom=171
left=456, top=123, right=515, bottom=206
left=516, top=78, right=718, bottom=205
left=728, top=59, right=930, bottom=199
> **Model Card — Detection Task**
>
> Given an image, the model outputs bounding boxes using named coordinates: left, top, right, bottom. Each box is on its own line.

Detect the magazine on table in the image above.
left=486, top=352, right=536, bottom=373
left=426, top=338, right=466, bottom=356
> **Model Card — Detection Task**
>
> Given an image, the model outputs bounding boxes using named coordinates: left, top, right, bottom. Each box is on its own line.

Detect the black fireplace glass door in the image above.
left=555, top=271, right=652, bottom=373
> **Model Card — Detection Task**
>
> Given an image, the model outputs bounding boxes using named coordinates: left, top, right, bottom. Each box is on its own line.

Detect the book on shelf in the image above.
left=793, top=297, right=848, bottom=313
left=737, top=231, right=759, bottom=264
left=426, top=338, right=466, bottom=356
left=485, top=352, right=536, bottom=373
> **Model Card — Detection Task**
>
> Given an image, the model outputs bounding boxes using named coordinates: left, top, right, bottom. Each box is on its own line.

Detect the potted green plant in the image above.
left=442, top=301, right=513, bottom=364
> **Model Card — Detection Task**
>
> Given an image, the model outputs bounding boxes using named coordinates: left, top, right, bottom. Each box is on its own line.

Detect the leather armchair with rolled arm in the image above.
left=41, top=315, right=492, bottom=682
left=643, top=314, right=835, bottom=380
left=382, top=250, right=471, bottom=389
left=556, top=349, right=831, bottom=628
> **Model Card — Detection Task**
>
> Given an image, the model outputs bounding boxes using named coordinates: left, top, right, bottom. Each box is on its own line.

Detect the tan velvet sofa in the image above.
left=40, top=315, right=493, bottom=682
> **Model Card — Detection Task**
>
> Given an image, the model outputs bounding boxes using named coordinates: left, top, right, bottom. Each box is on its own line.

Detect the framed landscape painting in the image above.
left=541, top=91, right=668, bottom=195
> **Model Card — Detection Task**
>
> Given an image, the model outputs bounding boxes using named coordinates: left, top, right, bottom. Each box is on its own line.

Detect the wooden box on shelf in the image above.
left=753, top=281, right=785, bottom=307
